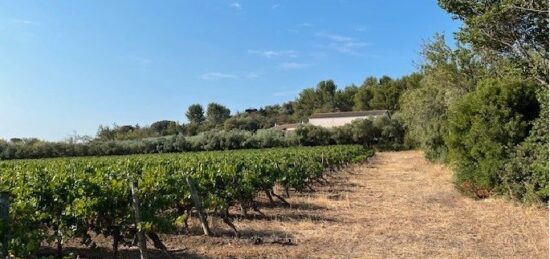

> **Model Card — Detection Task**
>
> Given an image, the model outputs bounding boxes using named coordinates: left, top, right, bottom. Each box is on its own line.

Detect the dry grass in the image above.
left=53, top=151, right=548, bottom=258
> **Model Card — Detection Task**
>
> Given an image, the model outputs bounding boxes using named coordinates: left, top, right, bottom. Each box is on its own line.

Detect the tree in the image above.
left=446, top=79, right=539, bottom=198
left=316, top=80, right=337, bottom=112
left=96, top=125, right=115, bottom=141
left=368, top=86, right=387, bottom=109
left=293, top=80, right=339, bottom=120
left=186, top=104, right=205, bottom=124
left=150, top=120, right=180, bottom=136
left=335, top=85, right=358, bottom=112
left=398, top=35, right=485, bottom=161
left=438, top=0, right=549, bottom=85
left=206, top=103, right=231, bottom=126
left=293, top=88, right=318, bottom=120
left=223, top=116, right=260, bottom=132
left=353, top=87, right=373, bottom=111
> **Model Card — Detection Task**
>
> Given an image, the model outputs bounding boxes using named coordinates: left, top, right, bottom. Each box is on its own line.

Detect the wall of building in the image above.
left=309, top=115, right=383, bottom=128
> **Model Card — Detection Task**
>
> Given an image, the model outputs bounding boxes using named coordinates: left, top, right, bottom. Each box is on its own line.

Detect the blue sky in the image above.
left=0, top=1, right=461, bottom=141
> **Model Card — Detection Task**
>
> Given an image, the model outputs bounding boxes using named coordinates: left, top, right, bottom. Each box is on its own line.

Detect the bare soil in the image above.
left=49, top=151, right=549, bottom=258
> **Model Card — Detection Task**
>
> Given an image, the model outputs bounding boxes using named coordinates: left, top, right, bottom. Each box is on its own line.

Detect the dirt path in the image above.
left=180, top=150, right=549, bottom=258
left=62, top=151, right=549, bottom=258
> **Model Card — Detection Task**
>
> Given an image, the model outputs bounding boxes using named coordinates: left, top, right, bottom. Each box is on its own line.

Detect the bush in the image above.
left=350, top=119, right=379, bottom=147
left=501, top=87, right=549, bottom=203
left=331, top=126, right=354, bottom=144
left=295, top=125, right=333, bottom=146
left=446, top=79, right=539, bottom=198
left=0, top=117, right=408, bottom=160
left=374, top=116, right=406, bottom=149
left=246, top=129, right=286, bottom=148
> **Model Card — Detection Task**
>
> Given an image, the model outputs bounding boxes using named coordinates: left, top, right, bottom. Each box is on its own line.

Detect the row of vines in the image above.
left=0, top=145, right=372, bottom=257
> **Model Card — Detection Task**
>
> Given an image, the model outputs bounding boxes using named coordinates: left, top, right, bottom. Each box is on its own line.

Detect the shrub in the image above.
left=446, top=79, right=539, bottom=198
left=350, top=119, right=379, bottom=147
left=246, top=129, right=286, bottom=148
left=295, top=125, right=333, bottom=146
left=331, top=126, right=354, bottom=145
left=501, top=87, right=549, bottom=203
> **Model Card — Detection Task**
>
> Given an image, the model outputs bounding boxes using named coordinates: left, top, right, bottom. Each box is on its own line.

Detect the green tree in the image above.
left=150, top=120, right=181, bottom=136
left=446, top=79, right=539, bottom=198
left=293, top=88, right=318, bottom=120
left=186, top=104, right=205, bottom=124
left=398, top=35, right=485, bottom=161
left=223, top=116, right=261, bottom=132
left=335, top=85, right=358, bottom=111
left=317, top=80, right=337, bottom=112
left=368, top=86, right=387, bottom=109
left=206, top=103, right=231, bottom=126
left=293, top=80, right=339, bottom=120
left=438, top=0, right=548, bottom=85
left=353, top=87, right=373, bottom=111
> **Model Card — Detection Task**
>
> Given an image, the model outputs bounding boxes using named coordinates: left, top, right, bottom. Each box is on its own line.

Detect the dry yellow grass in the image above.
left=55, top=151, right=549, bottom=258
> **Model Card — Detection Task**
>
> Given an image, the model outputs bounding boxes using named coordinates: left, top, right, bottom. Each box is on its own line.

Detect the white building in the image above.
left=308, top=110, right=390, bottom=128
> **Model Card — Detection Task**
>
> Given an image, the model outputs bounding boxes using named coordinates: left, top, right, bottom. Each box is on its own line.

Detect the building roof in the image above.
left=309, top=110, right=389, bottom=119
left=273, top=123, right=301, bottom=130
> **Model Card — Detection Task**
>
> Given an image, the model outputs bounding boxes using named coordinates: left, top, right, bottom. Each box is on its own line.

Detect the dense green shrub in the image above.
left=501, top=88, right=549, bottom=203
left=374, top=115, right=407, bottom=150
left=295, top=124, right=333, bottom=146
left=349, top=119, right=379, bottom=147
left=446, top=79, right=539, bottom=198
left=245, top=129, right=288, bottom=148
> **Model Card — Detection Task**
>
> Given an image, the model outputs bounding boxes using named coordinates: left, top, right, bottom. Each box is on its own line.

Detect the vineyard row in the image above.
left=0, top=145, right=373, bottom=257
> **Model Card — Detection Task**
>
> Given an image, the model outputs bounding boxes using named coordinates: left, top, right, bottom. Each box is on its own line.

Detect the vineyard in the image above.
left=0, top=145, right=372, bottom=257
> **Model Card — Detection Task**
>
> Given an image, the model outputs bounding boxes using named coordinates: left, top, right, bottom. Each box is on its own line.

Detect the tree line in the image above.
left=0, top=116, right=405, bottom=160
left=91, top=75, right=418, bottom=141
left=0, top=72, right=414, bottom=159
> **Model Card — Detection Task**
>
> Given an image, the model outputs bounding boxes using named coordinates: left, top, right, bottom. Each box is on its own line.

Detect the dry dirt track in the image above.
left=61, top=151, right=549, bottom=258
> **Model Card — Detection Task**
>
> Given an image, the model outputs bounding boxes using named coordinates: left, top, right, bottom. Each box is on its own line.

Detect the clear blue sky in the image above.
left=0, top=1, right=461, bottom=141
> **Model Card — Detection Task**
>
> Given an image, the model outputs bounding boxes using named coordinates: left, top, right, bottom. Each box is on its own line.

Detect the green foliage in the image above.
left=335, top=85, right=358, bottom=112
left=206, top=103, right=231, bottom=126
left=186, top=104, right=206, bottom=124
left=446, top=79, right=539, bottom=198
left=295, top=124, right=332, bottom=146
left=438, top=0, right=549, bottom=84
left=150, top=120, right=182, bottom=136
left=292, top=117, right=405, bottom=149
left=501, top=87, right=549, bottom=203
left=223, top=116, right=261, bottom=131
left=394, top=1, right=549, bottom=204
left=398, top=35, right=484, bottom=161
left=348, top=119, right=378, bottom=147
left=290, top=75, right=418, bottom=123
left=374, top=115, right=407, bottom=150
left=0, top=145, right=372, bottom=257
left=246, top=129, right=291, bottom=148
left=353, top=86, right=374, bottom=111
